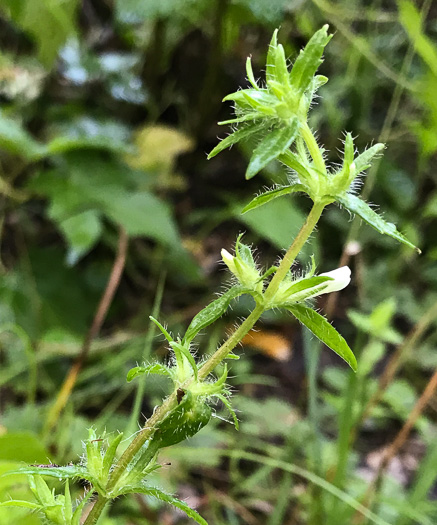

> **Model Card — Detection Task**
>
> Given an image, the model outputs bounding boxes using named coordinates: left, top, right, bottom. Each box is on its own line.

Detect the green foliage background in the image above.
left=0, top=0, right=437, bottom=524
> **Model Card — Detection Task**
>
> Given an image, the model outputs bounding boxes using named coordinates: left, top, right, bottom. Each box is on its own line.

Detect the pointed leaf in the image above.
left=242, top=184, right=306, bottom=214
left=183, top=287, right=245, bottom=344
left=127, top=363, right=171, bottom=382
left=287, top=304, right=357, bottom=371
left=266, top=29, right=279, bottom=83
left=149, top=316, right=174, bottom=343
left=278, top=150, right=313, bottom=185
left=170, top=341, right=198, bottom=379
left=3, top=465, right=89, bottom=481
left=343, top=133, right=354, bottom=167
left=289, top=25, right=332, bottom=95
left=216, top=393, right=239, bottom=430
left=0, top=500, right=42, bottom=510
left=353, top=143, right=385, bottom=174
left=274, top=43, right=290, bottom=88
left=335, top=193, right=420, bottom=252
left=102, top=433, right=124, bottom=479
left=246, top=119, right=299, bottom=179
left=208, top=124, right=263, bottom=159
left=223, top=89, right=275, bottom=110
left=218, top=113, right=260, bottom=125
left=246, top=57, right=259, bottom=89
left=116, top=485, right=207, bottom=525
left=64, top=481, right=72, bottom=522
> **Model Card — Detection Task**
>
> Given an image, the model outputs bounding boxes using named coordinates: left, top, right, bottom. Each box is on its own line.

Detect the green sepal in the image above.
left=266, top=29, right=279, bottom=84
left=149, top=316, right=173, bottom=343
left=183, top=286, right=245, bottom=345
left=289, top=25, right=332, bottom=96
left=246, top=56, right=259, bottom=89
left=279, top=275, right=333, bottom=303
left=241, top=184, right=306, bottom=214
left=102, top=433, right=123, bottom=480
left=334, top=193, right=420, bottom=252
left=114, top=484, right=207, bottom=525
left=246, top=119, right=299, bottom=179
left=207, top=123, right=264, bottom=159
left=127, top=363, right=171, bottom=382
left=287, top=304, right=357, bottom=371
left=215, top=393, right=239, bottom=430
left=170, top=340, right=198, bottom=380
left=353, top=143, right=385, bottom=174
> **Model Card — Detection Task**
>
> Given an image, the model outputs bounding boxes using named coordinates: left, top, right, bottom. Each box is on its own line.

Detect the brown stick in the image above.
left=354, top=366, right=437, bottom=523
left=44, top=227, right=129, bottom=434
left=358, top=299, right=437, bottom=426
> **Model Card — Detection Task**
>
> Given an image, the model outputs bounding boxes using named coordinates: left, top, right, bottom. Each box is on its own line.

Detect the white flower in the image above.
left=318, top=266, right=351, bottom=295
left=274, top=265, right=351, bottom=306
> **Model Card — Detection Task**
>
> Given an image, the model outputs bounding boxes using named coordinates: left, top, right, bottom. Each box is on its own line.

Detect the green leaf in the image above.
left=246, top=57, right=259, bottom=89
left=0, top=114, right=47, bottom=161
left=246, top=119, right=299, bottom=179
left=0, top=433, right=50, bottom=463
left=126, top=363, right=171, bottom=382
left=207, top=123, right=264, bottom=159
left=183, top=287, right=245, bottom=344
left=266, top=29, right=279, bottom=84
left=0, top=0, right=79, bottom=68
left=215, top=393, right=239, bottom=430
left=102, top=433, right=124, bottom=479
left=242, top=184, right=306, bottom=214
left=3, top=465, right=89, bottom=481
left=0, top=501, right=42, bottom=510
left=335, top=193, right=420, bottom=252
left=59, top=209, right=102, bottom=265
left=399, top=0, right=437, bottom=76
left=103, top=191, right=179, bottom=244
left=170, top=341, right=198, bottom=380
left=289, top=25, right=332, bottom=95
left=116, top=484, right=208, bottom=525
left=287, top=304, right=357, bottom=371
left=149, top=316, right=174, bottom=343
left=274, top=43, right=290, bottom=88
left=223, top=89, right=276, bottom=112
left=353, top=143, right=385, bottom=174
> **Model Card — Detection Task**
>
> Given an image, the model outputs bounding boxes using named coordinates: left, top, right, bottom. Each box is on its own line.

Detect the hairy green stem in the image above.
left=264, top=201, right=325, bottom=302
left=84, top=201, right=325, bottom=524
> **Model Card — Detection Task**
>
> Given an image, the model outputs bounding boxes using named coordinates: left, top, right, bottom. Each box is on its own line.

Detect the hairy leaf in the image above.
left=246, top=119, right=299, bottom=179
left=287, top=304, right=357, bottom=371
left=183, top=287, right=245, bottom=344
left=335, top=193, right=419, bottom=252
left=242, top=184, right=306, bottom=214
left=127, top=363, right=171, bottom=382
left=289, top=25, right=332, bottom=95
left=116, top=484, right=207, bottom=524
left=207, top=123, right=264, bottom=159
left=353, top=143, right=385, bottom=174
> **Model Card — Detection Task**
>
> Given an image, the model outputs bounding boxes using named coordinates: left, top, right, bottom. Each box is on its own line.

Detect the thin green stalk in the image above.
left=84, top=198, right=325, bottom=525
left=264, top=200, right=325, bottom=301
left=126, top=270, right=166, bottom=436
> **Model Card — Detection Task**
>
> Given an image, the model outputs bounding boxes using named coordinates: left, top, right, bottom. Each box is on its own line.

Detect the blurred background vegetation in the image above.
left=0, top=0, right=437, bottom=524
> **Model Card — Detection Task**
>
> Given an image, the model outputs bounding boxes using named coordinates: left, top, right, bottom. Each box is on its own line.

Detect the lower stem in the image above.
left=84, top=202, right=325, bottom=525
